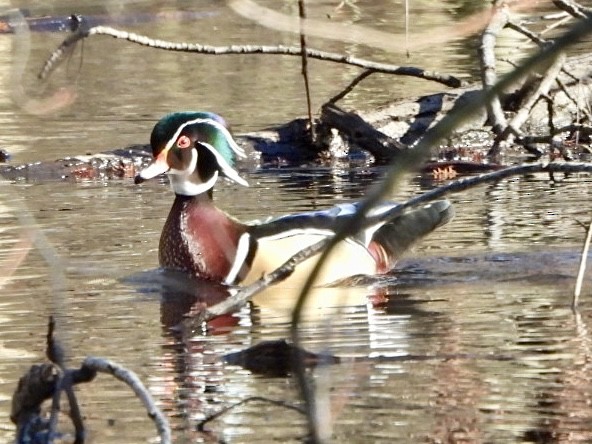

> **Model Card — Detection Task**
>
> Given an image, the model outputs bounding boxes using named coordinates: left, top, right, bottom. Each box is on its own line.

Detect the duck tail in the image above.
left=370, top=200, right=454, bottom=271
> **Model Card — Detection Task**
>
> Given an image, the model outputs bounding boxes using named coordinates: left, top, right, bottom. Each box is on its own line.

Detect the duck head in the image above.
left=135, top=112, right=248, bottom=196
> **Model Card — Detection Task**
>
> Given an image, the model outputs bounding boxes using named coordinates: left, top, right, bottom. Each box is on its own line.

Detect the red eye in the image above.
left=176, top=135, right=192, bottom=148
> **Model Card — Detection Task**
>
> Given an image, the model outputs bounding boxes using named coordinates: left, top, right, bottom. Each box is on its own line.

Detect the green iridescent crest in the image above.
left=151, top=111, right=247, bottom=186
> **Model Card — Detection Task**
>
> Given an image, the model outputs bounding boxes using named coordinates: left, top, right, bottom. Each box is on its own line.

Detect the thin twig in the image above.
left=540, top=12, right=574, bottom=39
left=46, top=317, right=80, bottom=444
left=82, top=357, right=171, bottom=444
left=543, top=96, right=560, bottom=156
left=326, top=69, right=377, bottom=105
left=37, top=25, right=464, bottom=88
left=298, top=0, right=315, bottom=142
left=405, top=0, right=410, bottom=58
left=47, top=375, right=63, bottom=444
left=46, top=316, right=65, bottom=367
left=182, top=236, right=328, bottom=332
left=556, top=76, right=592, bottom=122
left=63, top=374, right=84, bottom=444
left=552, top=0, right=591, bottom=19
left=491, top=51, right=567, bottom=156
left=506, top=19, right=547, bottom=46
left=573, top=219, right=592, bottom=309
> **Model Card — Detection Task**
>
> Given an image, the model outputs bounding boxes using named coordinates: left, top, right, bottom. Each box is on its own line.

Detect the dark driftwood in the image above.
left=318, top=103, right=407, bottom=161
left=239, top=52, right=592, bottom=162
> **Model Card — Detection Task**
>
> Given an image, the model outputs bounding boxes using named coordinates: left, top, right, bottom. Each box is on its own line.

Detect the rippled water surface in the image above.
left=2, top=1, right=592, bottom=443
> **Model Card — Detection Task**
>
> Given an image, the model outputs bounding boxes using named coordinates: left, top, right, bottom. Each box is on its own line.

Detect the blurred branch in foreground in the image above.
left=11, top=317, right=171, bottom=444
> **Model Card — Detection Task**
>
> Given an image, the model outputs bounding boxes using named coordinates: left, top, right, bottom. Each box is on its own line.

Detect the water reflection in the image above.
left=3, top=168, right=592, bottom=442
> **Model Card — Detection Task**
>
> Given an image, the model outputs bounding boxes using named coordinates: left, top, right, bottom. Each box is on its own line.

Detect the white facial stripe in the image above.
left=169, top=170, right=218, bottom=195
left=199, top=142, right=249, bottom=187
left=165, top=117, right=247, bottom=158
left=224, top=232, right=251, bottom=285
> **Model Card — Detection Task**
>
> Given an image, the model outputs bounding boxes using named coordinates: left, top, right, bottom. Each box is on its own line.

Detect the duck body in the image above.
left=159, top=197, right=386, bottom=286
left=159, top=193, right=249, bottom=282
left=136, top=111, right=454, bottom=288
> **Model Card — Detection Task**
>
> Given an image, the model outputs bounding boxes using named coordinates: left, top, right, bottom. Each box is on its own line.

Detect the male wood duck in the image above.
left=135, top=111, right=454, bottom=288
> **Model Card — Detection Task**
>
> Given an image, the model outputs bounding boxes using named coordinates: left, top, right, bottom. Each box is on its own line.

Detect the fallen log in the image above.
left=242, top=52, right=592, bottom=162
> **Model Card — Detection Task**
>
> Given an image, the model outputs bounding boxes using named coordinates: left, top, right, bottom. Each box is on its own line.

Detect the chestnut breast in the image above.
left=159, top=196, right=244, bottom=281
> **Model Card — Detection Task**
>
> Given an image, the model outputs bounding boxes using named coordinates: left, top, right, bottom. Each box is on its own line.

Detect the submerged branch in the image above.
left=38, top=25, right=464, bottom=88
left=198, top=396, right=305, bottom=432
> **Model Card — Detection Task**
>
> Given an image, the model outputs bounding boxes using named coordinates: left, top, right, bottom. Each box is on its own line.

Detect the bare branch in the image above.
left=38, top=25, right=464, bottom=88
left=552, top=0, right=592, bottom=19
left=495, top=52, right=567, bottom=151
left=298, top=0, right=315, bottom=142
left=82, top=357, right=171, bottom=444
left=506, top=19, right=547, bottom=46
left=479, top=2, right=510, bottom=136
left=376, top=162, right=592, bottom=223
left=326, top=69, right=377, bottom=105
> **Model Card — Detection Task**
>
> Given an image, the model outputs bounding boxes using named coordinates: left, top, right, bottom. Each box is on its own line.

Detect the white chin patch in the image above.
left=169, top=171, right=219, bottom=196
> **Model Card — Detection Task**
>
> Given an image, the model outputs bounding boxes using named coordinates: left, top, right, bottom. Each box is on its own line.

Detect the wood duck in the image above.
left=134, top=111, right=454, bottom=288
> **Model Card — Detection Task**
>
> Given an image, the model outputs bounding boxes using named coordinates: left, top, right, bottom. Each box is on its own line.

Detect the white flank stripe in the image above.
left=225, top=232, right=251, bottom=285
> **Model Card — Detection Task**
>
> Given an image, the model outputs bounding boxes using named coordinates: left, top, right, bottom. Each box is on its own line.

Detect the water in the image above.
left=2, top=1, right=592, bottom=443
